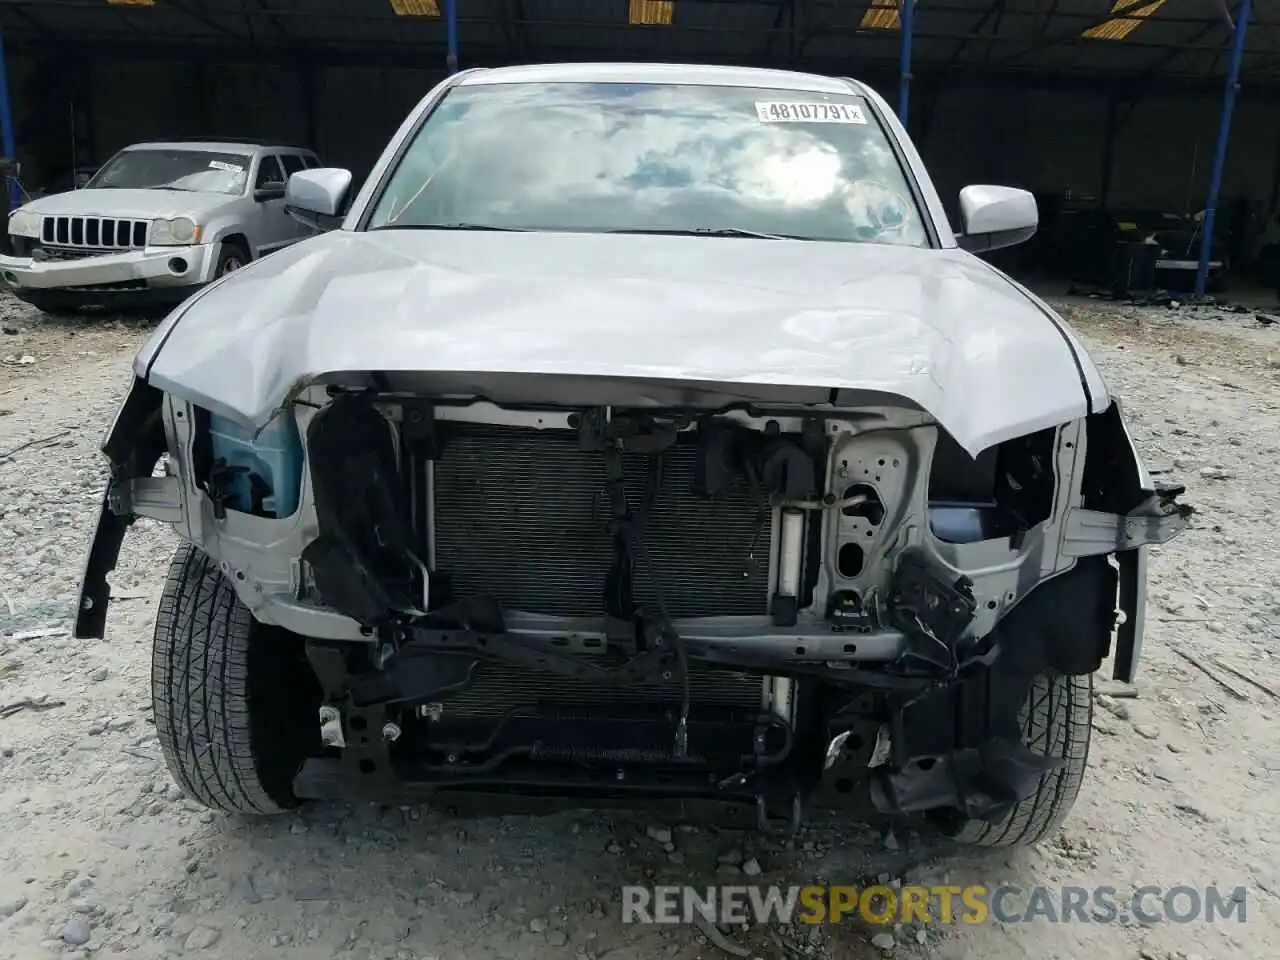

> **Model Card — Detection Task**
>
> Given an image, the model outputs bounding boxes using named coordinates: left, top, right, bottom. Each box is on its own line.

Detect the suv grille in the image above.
left=40, top=215, right=149, bottom=250
left=35, top=245, right=106, bottom=262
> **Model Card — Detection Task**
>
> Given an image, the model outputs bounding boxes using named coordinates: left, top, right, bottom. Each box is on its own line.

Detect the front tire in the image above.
left=949, top=671, right=1092, bottom=847
left=152, top=544, right=320, bottom=815
left=214, top=241, right=250, bottom=278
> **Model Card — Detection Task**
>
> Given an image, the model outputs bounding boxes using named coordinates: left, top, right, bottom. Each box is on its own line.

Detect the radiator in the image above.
left=430, top=423, right=774, bottom=621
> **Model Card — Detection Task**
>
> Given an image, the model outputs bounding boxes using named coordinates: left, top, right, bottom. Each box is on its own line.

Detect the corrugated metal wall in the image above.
left=9, top=54, right=1279, bottom=215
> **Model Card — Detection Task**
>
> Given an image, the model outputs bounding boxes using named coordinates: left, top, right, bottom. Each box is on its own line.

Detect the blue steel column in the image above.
left=0, top=30, right=19, bottom=210
left=898, top=0, right=915, bottom=124
left=445, top=0, right=459, bottom=74
left=1195, top=0, right=1253, bottom=296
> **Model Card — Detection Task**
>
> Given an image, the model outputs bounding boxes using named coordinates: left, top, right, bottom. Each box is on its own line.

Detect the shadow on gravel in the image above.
left=19, top=307, right=166, bottom=331
left=1, top=298, right=164, bottom=358
left=157, top=795, right=1018, bottom=960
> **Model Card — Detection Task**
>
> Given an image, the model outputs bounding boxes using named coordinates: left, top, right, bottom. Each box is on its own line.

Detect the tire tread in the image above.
left=954, top=671, right=1092, bottom=847
left=152, top=543, right=292, bottom=815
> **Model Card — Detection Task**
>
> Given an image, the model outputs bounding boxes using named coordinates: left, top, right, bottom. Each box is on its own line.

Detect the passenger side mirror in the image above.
left=253, top=184, right=287, bottom=203
left=285, top=167, right=353, bottom=232
left=956, top=185, right=1038, bottom=253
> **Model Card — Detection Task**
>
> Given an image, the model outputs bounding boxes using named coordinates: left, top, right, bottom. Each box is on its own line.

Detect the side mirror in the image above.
left=956, top=185, right=1038, bottom=253
left=253, top=184, right=287, bottom=203
left=285, top=167, right=353, bottom=232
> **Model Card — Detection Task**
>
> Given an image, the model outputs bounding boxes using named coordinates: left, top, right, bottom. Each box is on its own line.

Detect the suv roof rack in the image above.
left=149, top=136, right=266, bottom=145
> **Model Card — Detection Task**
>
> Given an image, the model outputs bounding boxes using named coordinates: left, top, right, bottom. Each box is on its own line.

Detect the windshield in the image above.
left=367, top=81, right=927, bottom=246
left=87, top=148, right=251, bottom=195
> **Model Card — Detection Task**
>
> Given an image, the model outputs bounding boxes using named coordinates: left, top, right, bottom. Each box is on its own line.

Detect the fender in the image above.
left=74, top=377, right=167, bottom=639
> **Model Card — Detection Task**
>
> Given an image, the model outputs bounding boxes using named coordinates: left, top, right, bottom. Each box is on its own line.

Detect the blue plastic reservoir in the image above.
left=207, top=412, right=303, bottom=518
left=929, top=502, right=1012, bottom=544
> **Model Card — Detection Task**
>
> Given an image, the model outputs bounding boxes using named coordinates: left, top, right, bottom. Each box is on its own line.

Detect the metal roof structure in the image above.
left=0, top=0, right=1277, bottom=92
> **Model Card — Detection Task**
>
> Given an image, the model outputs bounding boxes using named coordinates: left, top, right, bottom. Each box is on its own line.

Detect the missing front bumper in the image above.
left=293, top=757, right=808, bottom=829
left=291, top=554, right=1122, bottom=828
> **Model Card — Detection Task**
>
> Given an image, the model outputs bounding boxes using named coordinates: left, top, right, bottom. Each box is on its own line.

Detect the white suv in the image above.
left=1, top=139, right=322, bottom=314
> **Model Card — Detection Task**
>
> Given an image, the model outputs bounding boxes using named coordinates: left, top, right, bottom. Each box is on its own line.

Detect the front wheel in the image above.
left=214, top=241, right=250, bottom=278
left=152, top=543, right=320, bottom=815
left=947, top=671, right=1092, bottom=847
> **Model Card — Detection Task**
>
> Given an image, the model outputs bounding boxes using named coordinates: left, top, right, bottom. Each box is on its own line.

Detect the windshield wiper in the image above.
left=604, top=227, right=798, bottom=241
left=371, top=222, right=534, bottom=232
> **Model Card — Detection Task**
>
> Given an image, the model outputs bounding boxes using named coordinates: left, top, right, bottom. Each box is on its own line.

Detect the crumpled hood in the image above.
left=19, top=189, right=236, bottom=221
left=140, top=230, right=1108, bottom=456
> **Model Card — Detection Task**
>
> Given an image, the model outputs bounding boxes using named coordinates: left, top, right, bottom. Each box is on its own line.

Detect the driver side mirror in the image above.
left=285, top=167, right=353, bottom=232
left=956, top=185, right=1038, bottom=253
left=253, top=184, right=287, bottom=203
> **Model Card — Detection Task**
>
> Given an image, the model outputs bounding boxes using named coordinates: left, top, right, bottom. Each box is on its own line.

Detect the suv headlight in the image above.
left=8, top=209, right=39, bottom=238
left=150, top=217, right=200, bottom=246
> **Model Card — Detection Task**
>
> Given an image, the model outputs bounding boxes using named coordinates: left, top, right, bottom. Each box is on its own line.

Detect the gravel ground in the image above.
left=1, top=291, right=1278, bottom=960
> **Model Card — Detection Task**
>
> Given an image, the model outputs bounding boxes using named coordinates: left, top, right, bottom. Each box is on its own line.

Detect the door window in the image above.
left=255, top=155, right=286, bottom=190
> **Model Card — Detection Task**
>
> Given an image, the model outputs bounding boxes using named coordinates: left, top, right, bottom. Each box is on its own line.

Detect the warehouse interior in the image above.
left=0, top=0, right=1277, bottom=293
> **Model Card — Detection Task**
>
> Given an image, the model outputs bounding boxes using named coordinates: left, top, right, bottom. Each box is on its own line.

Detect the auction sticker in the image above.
left=755, top=101, right=867, bottom=124
left=208, top=160, right=244, bottom=173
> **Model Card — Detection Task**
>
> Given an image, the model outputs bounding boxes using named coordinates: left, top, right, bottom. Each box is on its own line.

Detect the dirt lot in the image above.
left=1, top=291, right=1278, bottom=960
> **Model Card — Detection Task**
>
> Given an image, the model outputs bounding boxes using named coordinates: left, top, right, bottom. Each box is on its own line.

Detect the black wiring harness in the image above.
left=578, top=407, right=694, bottom=757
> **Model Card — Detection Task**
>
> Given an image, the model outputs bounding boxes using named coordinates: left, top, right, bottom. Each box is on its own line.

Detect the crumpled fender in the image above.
left=74, top=377, right=167, bottom=639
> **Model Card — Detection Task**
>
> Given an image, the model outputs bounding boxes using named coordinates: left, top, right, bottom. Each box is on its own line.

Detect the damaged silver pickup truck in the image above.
left=74, top=63, right=1191, bottom=846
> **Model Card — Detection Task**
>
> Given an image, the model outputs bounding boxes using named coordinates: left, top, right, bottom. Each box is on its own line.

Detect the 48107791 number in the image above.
left=754, top=101, right=868, bottom=124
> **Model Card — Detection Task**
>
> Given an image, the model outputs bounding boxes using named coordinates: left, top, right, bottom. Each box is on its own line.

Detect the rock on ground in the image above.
left=1, top=292, right=1279, bottom=960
